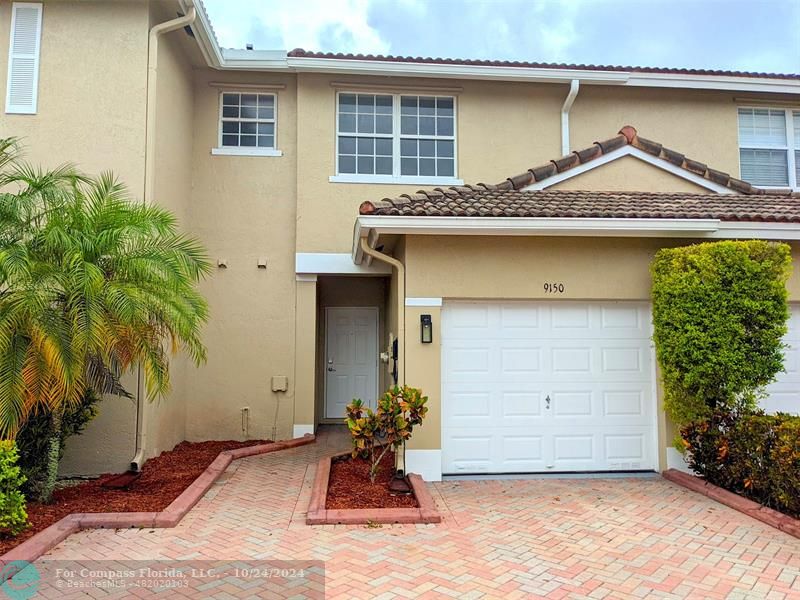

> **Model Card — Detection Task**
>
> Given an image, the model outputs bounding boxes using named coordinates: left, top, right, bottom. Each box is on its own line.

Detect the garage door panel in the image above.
left=551, top=305, right=591, bottom=329
left=763, top=305, right=800, bottom=415
left=442, top=301, right=656, bottom=474
left=444, top=382, right=548, bottom=427
left=443, top=428, right=549, bottom=473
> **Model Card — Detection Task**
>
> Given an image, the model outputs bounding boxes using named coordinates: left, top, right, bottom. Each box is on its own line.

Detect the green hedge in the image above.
left=682, top=411, right=800, bottom=518
left=651, top=240, right=791, bottom=429
left=0, top=440, right=28, bottom=536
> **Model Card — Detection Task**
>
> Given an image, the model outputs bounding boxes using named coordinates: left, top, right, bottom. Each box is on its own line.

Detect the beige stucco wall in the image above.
left=550, top=155, right=711, bottom=193
left=183, top=68, right=299, bottom=443
left=0, top=1, right=151, bottom=475
left=400, top=235, right=800, bottom=469
left=570, top=86, right=741, bottom=175
left=293, top=75, right=764, bottom=255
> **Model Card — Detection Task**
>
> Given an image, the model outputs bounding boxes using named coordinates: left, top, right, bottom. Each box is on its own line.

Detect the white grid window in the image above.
left=738, top=107, right=798, bottom=188
left=400, top=96, right=455, bottom=177
left=337, top=93, right=393, bottom=175
left=335, top=92, right=459, bottom=183
left=220, top=92, right=275, bottom=149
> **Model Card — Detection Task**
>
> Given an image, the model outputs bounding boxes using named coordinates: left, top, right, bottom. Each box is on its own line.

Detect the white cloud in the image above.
left=203, top=0, right=389, bottom=53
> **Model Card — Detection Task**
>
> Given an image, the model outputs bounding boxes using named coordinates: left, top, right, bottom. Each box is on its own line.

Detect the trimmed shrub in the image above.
left=345, top=386, right=428, bottom=483
left=0, top=440, right=28, bottom=536
left=15, top=390, right=100, bottom=499
left=651, top=240, right=791, bottom=431
left=682, top=411, right=800, bottom=518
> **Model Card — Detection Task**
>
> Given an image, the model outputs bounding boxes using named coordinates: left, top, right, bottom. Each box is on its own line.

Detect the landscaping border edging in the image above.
left=306, top=453, right=441, bottom=525
left=663, top=468, right=800, bottom=539
left=2, top=435, right=316, bottom=563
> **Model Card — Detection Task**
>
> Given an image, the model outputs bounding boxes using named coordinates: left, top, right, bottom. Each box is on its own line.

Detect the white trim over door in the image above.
left=324, top=307, right=379, bottom=420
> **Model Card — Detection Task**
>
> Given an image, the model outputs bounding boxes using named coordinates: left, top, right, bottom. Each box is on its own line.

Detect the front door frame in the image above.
left=323, top=306, right=380, bottom=420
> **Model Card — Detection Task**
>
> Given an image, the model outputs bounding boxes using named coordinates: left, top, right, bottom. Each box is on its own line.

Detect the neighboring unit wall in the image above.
left=184, top=68, right=299, bottom=443
left=0, top=1, right=151, bottom=475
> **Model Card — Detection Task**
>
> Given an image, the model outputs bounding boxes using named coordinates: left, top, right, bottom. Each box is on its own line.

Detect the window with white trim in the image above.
left=5, top=2, right=43, bottom=114
left=738, top=107, right=799, bottom=189
left=335, top=92, right=458, bottom=182
left=216, top=92, right=277, bottom=153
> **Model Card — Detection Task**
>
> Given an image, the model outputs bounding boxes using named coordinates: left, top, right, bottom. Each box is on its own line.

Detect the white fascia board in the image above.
left=522, top=145, right=736, bottom=195
left=626, top=72, right=800, bottom=95
left=353, top=217, right=800, bottom=259
left=357, top=216, right=721, bottom=237
left=286, top=57, right=630, bottom=85
left=179, top=0, right=223, bottom=68
left=715, top=222, right=800, bottom=240
left=296, top=252, right=390, bottom=275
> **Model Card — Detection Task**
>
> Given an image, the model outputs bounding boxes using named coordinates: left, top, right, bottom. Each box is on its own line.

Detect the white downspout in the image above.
left=560, top=79, right=580, bottom=156
left=131, top=5, right=197, bottom=472
left=359, top=237, right=407, bottom=475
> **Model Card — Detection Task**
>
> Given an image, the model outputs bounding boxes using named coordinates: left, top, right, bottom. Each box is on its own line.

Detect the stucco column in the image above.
left=293, top=275, right=317, bottom=437
left=404, top=302, right=443, bottom=481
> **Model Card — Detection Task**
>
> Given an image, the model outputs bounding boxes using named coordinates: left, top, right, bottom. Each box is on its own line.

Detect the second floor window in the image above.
left=738, top=107, right=799, bottom=188
left=220, top=92, right=276, bottom=149
left=336, top=92, right=457, bottom=181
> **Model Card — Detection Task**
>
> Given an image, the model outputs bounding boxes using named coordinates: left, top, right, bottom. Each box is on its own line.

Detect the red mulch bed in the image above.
left=326, top=451, right=418, bottom=510
left=0, top=439, right=270, bottom=555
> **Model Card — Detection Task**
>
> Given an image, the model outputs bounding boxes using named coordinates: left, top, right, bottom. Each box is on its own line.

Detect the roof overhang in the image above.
left=179, top=1, right=800, bottom=95
left=352, top=216, right=800, bottom=264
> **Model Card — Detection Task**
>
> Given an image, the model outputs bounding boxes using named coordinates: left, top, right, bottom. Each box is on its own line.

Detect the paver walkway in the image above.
left=29, top=428, right=800, bottom=599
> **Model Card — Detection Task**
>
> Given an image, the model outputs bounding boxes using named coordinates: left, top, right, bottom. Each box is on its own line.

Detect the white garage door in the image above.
left=442, top=301, right=657, bottom=474
left=763, top=304, right=800, bottom=415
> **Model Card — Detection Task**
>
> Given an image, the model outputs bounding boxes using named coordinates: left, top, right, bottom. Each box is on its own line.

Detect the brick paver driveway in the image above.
left=34, top=429, right=800, bottom=599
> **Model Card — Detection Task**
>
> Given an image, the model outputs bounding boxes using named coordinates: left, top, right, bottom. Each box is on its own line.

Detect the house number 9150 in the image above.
left=543, top=282, right=565, bottom=294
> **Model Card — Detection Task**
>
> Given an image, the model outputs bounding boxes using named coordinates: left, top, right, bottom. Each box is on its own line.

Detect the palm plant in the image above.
left=0, top=138, right=210, bottom=502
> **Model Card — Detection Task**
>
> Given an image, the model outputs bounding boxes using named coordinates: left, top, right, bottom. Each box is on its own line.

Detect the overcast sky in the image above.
left=202, top=0, right=800, bottom=74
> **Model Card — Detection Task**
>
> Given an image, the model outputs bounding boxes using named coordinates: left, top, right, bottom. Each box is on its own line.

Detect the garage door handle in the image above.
left=545, top=395, right=550, bottom=409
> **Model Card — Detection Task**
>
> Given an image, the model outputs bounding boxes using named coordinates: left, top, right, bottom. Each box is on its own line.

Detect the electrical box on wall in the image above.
left=271, top=375, right=288, bottom=392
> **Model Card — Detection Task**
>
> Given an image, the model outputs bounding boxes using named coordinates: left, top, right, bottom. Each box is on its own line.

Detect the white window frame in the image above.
left=211, top=90, right=282, bottom=157
left=330, top=90, right=463, bottom=185
left=737, top=106, right=798, bottom=190
left=5, top=2, right=43, bottom=115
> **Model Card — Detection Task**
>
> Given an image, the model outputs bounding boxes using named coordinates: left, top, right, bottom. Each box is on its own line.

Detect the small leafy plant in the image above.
left=345, top=386, right=428, bottom=483
left=0, top=440, right=29, bottom=537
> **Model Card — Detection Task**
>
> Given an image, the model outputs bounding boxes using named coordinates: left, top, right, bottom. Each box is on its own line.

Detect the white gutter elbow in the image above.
left=560, top=79, right=580, bottom=156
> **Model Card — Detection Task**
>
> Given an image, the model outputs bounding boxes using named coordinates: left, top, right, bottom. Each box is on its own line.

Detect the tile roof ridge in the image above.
left=497, top=125, right=761, bottom=195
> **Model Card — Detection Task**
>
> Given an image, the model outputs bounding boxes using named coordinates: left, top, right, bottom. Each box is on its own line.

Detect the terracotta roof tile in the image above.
left=358, top=126, right=800, bottom=223
left=360, top=190, right=800, bottom=222
left=287, top=49, right=800, bottom=80
left=499, top=126, right=773, bottom=195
